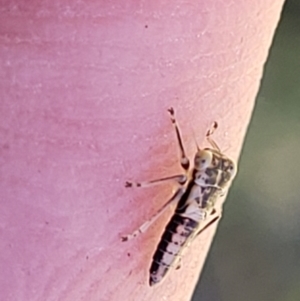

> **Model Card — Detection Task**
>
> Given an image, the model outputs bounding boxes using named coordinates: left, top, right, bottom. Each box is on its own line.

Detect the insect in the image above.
left=122, top=108, right=237, bottom=286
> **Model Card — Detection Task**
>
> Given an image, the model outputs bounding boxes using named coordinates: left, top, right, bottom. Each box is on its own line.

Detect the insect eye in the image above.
left=227, top=163, right=237, bottom=176
left=194, top=150, right=212, bottom=170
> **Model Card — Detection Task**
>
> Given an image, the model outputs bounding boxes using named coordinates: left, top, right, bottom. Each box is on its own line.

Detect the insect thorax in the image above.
left=194, top=149, right=236, bottom=187
left=187, top=150, right=237, bottom=213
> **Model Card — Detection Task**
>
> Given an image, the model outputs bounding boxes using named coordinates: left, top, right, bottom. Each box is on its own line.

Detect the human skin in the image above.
left=0, top=1, right=285, bottom=300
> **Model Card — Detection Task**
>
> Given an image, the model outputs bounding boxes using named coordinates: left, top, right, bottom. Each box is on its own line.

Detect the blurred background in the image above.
left=192, top=1, right=300, bottom=300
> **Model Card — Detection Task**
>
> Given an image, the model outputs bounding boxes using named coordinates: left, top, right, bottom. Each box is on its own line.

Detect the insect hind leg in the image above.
left=195, top=210, right=220, bottom=238
left=121, top=188, right=185, bottom=241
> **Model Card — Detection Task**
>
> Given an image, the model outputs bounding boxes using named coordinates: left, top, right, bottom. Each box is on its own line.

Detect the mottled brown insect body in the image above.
left=149, top=150, right=236, bottom=285
left=122, top=108, right=237, bottom=286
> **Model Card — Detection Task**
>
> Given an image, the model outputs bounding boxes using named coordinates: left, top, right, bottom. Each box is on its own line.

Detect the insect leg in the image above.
left=195, top=210, right=220, bottom=238
left=125, top=174, right=187, bottom=188
left=206, top=121, right=221, bottom=152
left=175, top=256, right=182, bottom=270
left=168, top=107, right=190, bottom=171
left=121, top=188, right=185, bottom=241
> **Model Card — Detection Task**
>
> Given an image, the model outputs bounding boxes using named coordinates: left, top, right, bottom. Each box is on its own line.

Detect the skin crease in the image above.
left=0, top=1, right=285, bottom=301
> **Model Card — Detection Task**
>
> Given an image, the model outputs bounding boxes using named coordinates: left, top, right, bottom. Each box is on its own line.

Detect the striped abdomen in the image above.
left=149, top=213, right=198, bottom=286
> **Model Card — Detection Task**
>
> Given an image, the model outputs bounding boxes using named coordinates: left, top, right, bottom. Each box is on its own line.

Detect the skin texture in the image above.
left=0, top=1, right=285, bottom=300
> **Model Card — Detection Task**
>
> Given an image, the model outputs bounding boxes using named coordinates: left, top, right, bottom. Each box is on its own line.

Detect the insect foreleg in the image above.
left=168, top=107, right=190, bottom=171
left=121, top=188, right=185, bottom=242
left=125, top=174, right=187, bottom=188
left=206, top=121, right=221, bottom=152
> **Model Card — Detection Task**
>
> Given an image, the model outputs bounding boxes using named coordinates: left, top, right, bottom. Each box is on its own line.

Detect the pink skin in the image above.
left=0, top=1, right=284, bottom=300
